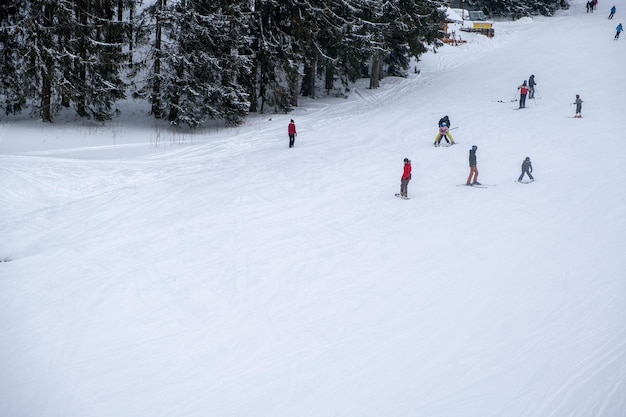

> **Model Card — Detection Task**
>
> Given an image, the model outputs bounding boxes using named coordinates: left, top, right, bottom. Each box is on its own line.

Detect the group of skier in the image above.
left=462, top=143, right=533, bottom=186
left=286, top=4, right=620, bottom=199
left=586, top=0, right=597, bottom=13
left=606, top=5, right=622, bottom=39
left=599, top=4, right=622, bottom=39
left=514, top=73, right=583, bottom=118
left=397, top=110, right=537, bottom=198
left=516, top=74, right=539, bottom=109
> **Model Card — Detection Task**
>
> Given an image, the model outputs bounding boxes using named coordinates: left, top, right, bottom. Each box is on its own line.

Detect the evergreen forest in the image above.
left=0, top=0, right=567, bottom=127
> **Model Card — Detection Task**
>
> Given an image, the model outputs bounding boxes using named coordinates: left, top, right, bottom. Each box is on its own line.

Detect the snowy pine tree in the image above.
left=0, top=1, right=28, bottom=116
left=0, top=1, right=130, bottom=122
left=251, top=0, right=300, bottom=112
left=57, top=0, right=128, bottom=121
left=139, top=0, right=251, bottom=127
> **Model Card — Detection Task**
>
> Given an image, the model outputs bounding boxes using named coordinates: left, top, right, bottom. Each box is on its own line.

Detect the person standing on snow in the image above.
left=615, top=23, right=623, bottom=39
left=466, top=145, right=480, bottom=186
left=434, top=122, right=456, bottom=146
left=609, top=5, right=616, bottom=19
left=573, top=94, right=583, bottom=118
left=397, top=158, right=412, bottom=199
left=518, top=80, right=530, bottom=108
left=288, top=119, right=297, bottom=148
left=518, top=157, right=535, bottom=182
left=528, top=75, right=537, bottom=99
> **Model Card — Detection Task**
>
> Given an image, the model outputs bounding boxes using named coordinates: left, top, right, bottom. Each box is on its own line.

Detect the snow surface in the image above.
left=1, top=3, right=626, bottom=417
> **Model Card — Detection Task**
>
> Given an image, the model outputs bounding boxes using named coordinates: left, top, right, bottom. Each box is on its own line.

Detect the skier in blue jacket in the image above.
left=609, top=5, right=616, bottom=19
left=615, top=23, right=623, bottom=39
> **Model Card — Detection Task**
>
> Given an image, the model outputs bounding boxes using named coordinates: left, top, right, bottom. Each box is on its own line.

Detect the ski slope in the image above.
left=1, top=2, right=625, bottom=417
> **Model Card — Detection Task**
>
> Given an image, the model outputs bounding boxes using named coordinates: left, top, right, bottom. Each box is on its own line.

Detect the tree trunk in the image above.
left=151, top=0, right=165, bottom=118
left=301, top=56, right=316, bottom=98
left=288, top=64, right=298, bottom=107
left=324, top=65, right=333, bottom=91
left=40, top=3, right=55, bottom=122
left=369, top=55, right=380, bottom=89
left=248, top=56, right=258, bottom=113
left=76, top=0, right=87, bottom=117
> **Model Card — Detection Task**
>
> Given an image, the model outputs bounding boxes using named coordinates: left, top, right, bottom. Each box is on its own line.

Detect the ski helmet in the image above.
left=525, top=157, right=530, bottom=161
left=523, top=80, right=527, bottom=85
left=404, top=158, right=409, bottom=163
left=472, top=145, right=478, bottom=151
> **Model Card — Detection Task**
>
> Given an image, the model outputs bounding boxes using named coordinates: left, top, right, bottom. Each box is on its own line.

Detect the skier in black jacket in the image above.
left=518, top=157, right=534, bottom=182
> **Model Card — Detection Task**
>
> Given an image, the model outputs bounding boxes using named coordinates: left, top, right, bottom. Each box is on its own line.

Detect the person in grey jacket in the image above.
left=528, top=75, right=537, bottom=99
left=466, top=145, right=480, bottom=185
left=573, top=94, right=583, bottom=118
left=518, top=157, right=534, bottom=182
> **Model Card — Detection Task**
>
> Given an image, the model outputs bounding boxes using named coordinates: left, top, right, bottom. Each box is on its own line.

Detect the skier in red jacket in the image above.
left=518, top=80, right=530, bottom=109
left=396, top=158, right=412, bottom=199
left=288, top=119, right=297, bottom=148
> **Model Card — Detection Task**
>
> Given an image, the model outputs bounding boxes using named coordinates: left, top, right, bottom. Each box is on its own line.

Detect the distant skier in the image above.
left=518, top=80, right=530, bottom=108
left=434, top=122, right=456, bottom=146
left=573, top=94, right=583, bottom=118
left=288, top=119, right=297, bottom=148
left=518, top=157, right=535, bottom=182
left=586, top=1, right=592, bottom=12
left=397, top=158, right=412, bottom=199
left=609, top=5, right=616, bottom=19
left=615, top=23, right=623, bottom=39
left=466, top=145, right=480, bottom=186
left=528, top=75, right=537, bottom=99
left=438, top=115, right=451, bottom=128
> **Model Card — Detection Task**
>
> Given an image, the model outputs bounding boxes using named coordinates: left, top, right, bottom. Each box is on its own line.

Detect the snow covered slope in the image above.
left=1, top=2, right=625, bottom=417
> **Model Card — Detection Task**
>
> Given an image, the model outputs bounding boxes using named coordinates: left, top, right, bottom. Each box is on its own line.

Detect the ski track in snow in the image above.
left=1, top=3, right=626, bottom=417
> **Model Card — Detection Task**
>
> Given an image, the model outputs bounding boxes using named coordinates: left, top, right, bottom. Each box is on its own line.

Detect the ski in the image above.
left=517, top=180, right=534, bottom=184
left=457, top=184, right=488, bottom=189
left=395, top=193, right=410, bottom=200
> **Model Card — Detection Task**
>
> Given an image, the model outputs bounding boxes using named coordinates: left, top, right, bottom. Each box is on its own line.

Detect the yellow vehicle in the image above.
left=461, top=10, right=494, bottom=37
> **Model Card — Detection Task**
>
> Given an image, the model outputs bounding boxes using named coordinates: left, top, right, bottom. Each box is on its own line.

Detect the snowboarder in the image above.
left=615, top=23, right=623, bottom=39
left=609, top=5, right=616, bottom=19
left=397, top=158, right=412, bottom=199
left=288, top=119, right=297, bottom=148
left=518, top=157, right=534, bottom=182
left=438, top=115, right=451, bottom=128
left=573, top=94, right=583, bottom=118
left=466, top=145, right=480, bottom=185
left=518, top=80, right=530, bottom=108
left=434, top=122, right=456, bottom=146
left=528, top=75, right=537, bottom=99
